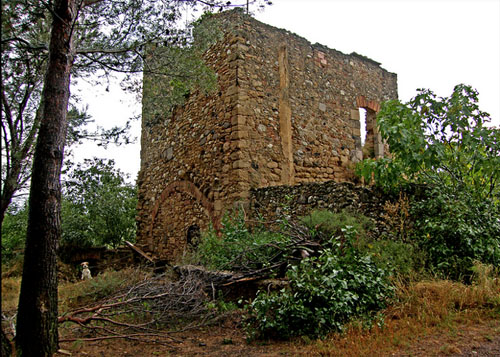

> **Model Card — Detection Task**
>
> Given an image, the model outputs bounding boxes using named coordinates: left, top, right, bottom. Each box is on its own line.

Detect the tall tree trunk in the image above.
left=15, top=0, right=76, bottom=355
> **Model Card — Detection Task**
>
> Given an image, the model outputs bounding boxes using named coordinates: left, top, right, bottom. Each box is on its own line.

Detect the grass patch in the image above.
left=1, top=267, right=152, bottom=317
left=392, top=263, right=500, bottom=323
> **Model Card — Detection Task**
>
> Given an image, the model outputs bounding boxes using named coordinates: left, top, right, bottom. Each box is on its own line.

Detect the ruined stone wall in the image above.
left=249, top=181, right=396, bottom=239
left=136, top=10, right=398, bottom=262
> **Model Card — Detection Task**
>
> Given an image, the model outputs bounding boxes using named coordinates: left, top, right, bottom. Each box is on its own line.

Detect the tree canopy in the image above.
left=357, top=84, right=500, bottom=199
left=1, top=0, right=135, bottom=225
left=357, top=84, right=500, bottom=279
left=62, top=158, right=137, bottom=248
left=1, top=158, right=137, bottom=260
left=1, top=1, right=269, bottom=225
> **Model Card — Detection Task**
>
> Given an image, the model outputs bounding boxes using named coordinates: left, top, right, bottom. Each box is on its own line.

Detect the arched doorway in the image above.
left=148, top=180, right=221, bottom=260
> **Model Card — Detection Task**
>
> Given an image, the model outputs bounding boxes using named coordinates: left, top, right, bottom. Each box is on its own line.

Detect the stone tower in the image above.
left=136, top=10, right=398, bottom=261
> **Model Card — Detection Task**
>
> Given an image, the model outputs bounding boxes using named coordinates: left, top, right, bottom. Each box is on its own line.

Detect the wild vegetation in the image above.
left=244, top=224, right=393, bottom=339
left=1, top=158, right=137, bottom=263
left=2, top=260, right=498, bottom=355
left=357, top=84, right=500, bottom=280
left=2, top=205, right=499, bottom=354
left=61, top=158, right=137, bottom=249
left=189, top=211, right=291, bottom=272
left=180, top=85, right=500, bottom=342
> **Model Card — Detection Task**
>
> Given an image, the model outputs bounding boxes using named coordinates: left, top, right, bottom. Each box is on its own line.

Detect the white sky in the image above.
left=72, top=0, right=500, bottom=182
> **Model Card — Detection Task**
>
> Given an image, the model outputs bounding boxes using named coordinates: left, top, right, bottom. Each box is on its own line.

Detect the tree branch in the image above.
left=1, top=37, right=49, bottom=52
left=82, top=0, right=105, bottom=7
left=1, top=89, right=15, bottom=144
left=76, top=46, right=143, bottom=55
left=78, top=53, right=143, bottom=74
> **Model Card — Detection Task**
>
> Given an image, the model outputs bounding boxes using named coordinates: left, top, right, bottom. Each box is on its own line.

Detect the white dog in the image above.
left=81, top=262, right=92, bottom=280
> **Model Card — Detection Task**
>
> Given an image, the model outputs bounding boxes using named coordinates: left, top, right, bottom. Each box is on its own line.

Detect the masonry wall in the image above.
left=249, top=181, right=397, bottom=240
left=136, top=10, right=398, bottom=262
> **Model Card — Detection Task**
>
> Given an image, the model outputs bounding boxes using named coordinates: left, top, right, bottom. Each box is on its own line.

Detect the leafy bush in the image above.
left=300, top=209, right=424, bottom=278
left=245, top=227, right=394, bottom=339
left=300, top=209, right=374, bottom=243
left=411, top=187, right=500, bottom=280
left=194, top=210, right=290, bottom=271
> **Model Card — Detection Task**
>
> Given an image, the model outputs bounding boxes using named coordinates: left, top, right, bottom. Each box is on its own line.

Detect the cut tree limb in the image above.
left=125, top=240, right=154, bottom=264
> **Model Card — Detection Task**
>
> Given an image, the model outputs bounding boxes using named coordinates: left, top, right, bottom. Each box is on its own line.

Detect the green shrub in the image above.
left=244, top=226, right=394, bottom=339
left=359, top=240, right=426, bottom=279
left=300, top=209, right=374, bottom=243
left=355, top=85, right=500, bottom=282
left=300, top=209, right=424, bottom=279
left=412, top=187, right=500, bottom=281
left=194, top=210, right=290, bottom=271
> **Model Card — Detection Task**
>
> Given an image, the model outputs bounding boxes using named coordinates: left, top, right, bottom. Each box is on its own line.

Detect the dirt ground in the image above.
left=58, top=315, right=500, bottom=356
left=392, top=319, right=500, bottom=357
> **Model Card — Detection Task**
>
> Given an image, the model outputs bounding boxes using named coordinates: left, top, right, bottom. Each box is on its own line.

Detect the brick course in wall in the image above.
left=136, top=10, right=398, bottom=262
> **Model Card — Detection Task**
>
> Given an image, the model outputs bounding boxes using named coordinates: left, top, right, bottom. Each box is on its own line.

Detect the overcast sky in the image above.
left=72, top=0, right=500, bottom=181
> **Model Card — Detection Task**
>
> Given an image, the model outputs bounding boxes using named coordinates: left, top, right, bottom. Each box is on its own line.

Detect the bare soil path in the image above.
left=59, top=316, right=500, bottom=356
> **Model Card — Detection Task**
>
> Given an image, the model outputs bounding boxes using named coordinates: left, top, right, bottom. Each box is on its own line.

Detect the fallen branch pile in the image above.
left=174, top=220, right=325, bottom=290
left=226, top=221, right=322, bottom=273
left=59, top=270, right=212, bottom=346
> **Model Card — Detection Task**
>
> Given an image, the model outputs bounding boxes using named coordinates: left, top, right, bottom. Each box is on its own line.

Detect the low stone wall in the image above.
left=249, top=181, right=397, bottom=238
left=58, top=246, right=136, bottom=280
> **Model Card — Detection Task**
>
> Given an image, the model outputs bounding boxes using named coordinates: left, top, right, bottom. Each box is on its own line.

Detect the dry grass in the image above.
left=1, top=276, right=21, bottom=313
left=382, top=191, right=411, bottom=242
left=392, top=262, right=499, bottom=321
left=58, top=267, right=152, bottom=311
left=1, top=267, right=151, bottom=315
left=1, top=256, right=24, bottom=279
left=303, top=262, right=500, bottom=356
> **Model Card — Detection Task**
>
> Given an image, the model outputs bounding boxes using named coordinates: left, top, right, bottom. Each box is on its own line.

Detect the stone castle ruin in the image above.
left=136, top=10, right=398, bottom=261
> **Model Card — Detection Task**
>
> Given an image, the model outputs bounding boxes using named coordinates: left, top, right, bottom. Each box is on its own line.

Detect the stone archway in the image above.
left=148, top=180, right=221, bottom=252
